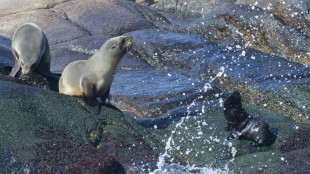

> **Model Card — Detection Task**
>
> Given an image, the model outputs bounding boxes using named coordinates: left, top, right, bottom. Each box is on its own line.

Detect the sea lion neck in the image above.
left=86, top=54, right=118, bottom=78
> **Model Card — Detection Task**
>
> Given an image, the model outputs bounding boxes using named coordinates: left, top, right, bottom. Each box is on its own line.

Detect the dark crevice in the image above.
left=63, top=12, right=94, bottom=36
left=123, top=1, right=172, bottom=28
left=49, top=35, right=86, bottom=47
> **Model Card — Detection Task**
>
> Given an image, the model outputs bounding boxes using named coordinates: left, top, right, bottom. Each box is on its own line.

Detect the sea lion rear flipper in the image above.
left=104, top=100, right=120, bottom=111
left=100, top=92, right=120, bottom=111
left=226, top=132, right=240, bottom=141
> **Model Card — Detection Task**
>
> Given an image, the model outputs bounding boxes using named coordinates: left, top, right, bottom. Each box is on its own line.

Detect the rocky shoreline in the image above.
left=0, top=0, right=310, bottom=173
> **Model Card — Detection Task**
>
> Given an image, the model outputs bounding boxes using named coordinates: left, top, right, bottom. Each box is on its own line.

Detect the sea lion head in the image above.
left=101, top=35, right=132, bottom=59
left=224, top=90, right=242, bottom=109
left=13, top=23, right=44, bottom=75
left=20, top=57, right=39, bottom=75
left=224, top=90, right=249, bottom=131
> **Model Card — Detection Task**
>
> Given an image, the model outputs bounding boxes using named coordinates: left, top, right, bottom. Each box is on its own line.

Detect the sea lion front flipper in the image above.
left=9, top=62, right=21, bottom=77
left=226, top=132, right=241, bottom=141
left=9, top=50, right=21, bottom=77
left=81, top=78, right=101, bottom=115
left=225, top=124, right=233, bottom=131
left=79, top=99, right=101, bottom=115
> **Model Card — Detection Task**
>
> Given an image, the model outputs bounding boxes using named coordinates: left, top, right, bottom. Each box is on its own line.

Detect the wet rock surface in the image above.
left=236, top=0, right=310, bottom=36
left=177, top=3, right=310, bottom=65
left=28, top=130, right=126, bottom=174
left=0, top=0, right=310, bottom=173
left=112, top=69, right=221, bottom=118
left=0, top=80, right=161, bottom=173
left=156, top=0, right=237, bottom=17
left=206, top=48, right=310, bottom=92
left=0, top=36, right=13, bottom=68
left=128, top=29, right=213, bottom=76
left=278, top=126, right=310, bottom=173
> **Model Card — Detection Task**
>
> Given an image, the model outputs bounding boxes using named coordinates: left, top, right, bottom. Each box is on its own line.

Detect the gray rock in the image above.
left=156, top=0, right=236, bottom=17
left=236, top=0, right=310, bottom=36
left=128, top=29, right=214, bottom=78
left=112, top=68, right=221, bottom=118
left=182, top=3, right=310, bottom=65
left=192, top=46, right=310, bottom=92
left=0, top=9, right=88, bottom=45
left=137, top=100, right=219, bottom=128
left=136, top=0, right=156, bottom=6
left=0, top=0, right=67, bottom=17
left=53, top=0, right=155, bottom=37
left=1, top=0, right=310, bottom=172
left=0, top=35, right=13, bottom=68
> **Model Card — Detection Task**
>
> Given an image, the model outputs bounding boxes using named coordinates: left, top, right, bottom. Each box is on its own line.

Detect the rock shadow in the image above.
left=0, top=66, right=60, bottom=92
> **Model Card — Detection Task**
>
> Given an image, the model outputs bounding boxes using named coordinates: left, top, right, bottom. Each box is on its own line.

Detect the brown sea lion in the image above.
left=9, top=23, right=59, bottom=80
left=59, top=36, right=132, bottom=114
left=224, top=90, right=273, bottom=146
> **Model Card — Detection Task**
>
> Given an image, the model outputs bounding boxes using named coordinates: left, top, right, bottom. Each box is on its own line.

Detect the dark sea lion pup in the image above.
left=224, top=90, right=273, bottom=146
left=9, top=23, right=59, bottom=80
left=59, top=36, right=132, bottom=114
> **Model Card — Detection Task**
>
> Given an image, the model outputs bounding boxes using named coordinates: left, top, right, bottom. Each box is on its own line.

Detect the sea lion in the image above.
left=224, top=90, right=272, bottom=146
left=59, top=36, right=132, bottom=114
left=9, top=23, right=59, bottom=80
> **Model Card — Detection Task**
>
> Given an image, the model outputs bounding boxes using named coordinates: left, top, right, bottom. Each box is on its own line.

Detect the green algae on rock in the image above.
left=0, top=80, right=163, bottom=173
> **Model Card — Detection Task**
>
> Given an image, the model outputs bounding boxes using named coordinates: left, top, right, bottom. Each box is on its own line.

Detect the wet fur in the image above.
left=224, top=90, right=272, bottom=146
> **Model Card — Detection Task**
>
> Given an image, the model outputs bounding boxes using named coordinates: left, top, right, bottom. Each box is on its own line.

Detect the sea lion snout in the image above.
left=21, top=61, right=38, bottom=75
left=21, top=63, right=32, bottom=75
left=118, top=36, right=132, bottom=54
left=21, top=68, right=30, bottom=75
left=127, top=36, right=132, bottom=48
left=123, top=35, right=132, bottom=50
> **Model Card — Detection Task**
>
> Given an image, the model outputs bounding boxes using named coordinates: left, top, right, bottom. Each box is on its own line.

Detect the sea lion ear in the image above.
left=111, top=45, right=116, bottom=49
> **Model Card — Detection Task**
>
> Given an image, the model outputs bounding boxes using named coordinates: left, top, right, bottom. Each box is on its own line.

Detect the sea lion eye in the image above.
left=111, top=45, right=116, bottom=49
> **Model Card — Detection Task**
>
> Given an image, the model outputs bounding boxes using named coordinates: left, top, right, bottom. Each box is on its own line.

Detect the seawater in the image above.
left=150, top=67, right=234, bottom=174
